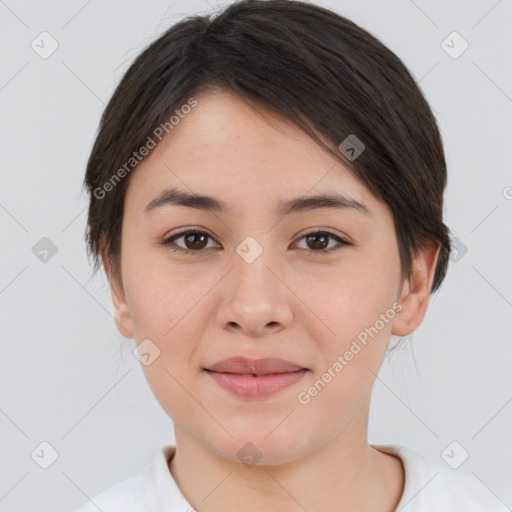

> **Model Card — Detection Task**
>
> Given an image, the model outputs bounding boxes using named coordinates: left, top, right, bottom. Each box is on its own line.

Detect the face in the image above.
left=106, top=90, right=436, bottom=465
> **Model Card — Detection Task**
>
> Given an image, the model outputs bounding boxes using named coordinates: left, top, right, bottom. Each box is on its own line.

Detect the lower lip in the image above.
left=204, top=369, right=308, bottom=398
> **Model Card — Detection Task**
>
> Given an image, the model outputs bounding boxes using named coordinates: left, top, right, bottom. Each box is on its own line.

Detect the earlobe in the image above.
left=101, top=249, right=135, bottom=339
left=391, top=243, right=441, bottom=337
left=110, top=282, right=135, bottom=339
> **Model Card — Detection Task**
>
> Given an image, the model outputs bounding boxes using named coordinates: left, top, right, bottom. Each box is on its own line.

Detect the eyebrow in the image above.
left=143, top=187, right=371, bottom=217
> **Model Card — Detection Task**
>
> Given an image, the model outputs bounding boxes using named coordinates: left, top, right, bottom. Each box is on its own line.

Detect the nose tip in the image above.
left=217, top=253, right=294, bottom=337
left=226, top=319, right=281, bottom=336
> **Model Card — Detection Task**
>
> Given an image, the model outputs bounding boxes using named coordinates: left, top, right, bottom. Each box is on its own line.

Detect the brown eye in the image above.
left=161, top=230, right=218, bottom=254
left=295, top=230, right=350, bottom=255
left=182, top=232, right=209, bottom=250
left=305, top=232, right=329, bottom=250
left=161, top=228, right=350, bottom=256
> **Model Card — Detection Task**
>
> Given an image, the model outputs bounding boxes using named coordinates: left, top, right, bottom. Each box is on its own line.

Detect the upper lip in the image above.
left=204, top=357, right=307, bottom=375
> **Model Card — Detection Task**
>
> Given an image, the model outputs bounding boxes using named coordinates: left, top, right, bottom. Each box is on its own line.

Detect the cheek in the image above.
left=300, top=256, right=400, bottom=369
left=308, top=261, right=398, bottom=328
left=124, top=262, right=216, bottom=381
left=292, top=277, right=398, bottom=432
left=124, top=257, right=210, bottom=340
left=127, top=270, right=210, bottom=420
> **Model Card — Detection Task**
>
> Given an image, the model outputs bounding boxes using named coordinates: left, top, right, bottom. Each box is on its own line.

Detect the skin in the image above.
left=101, top=89, right=440, bottom=512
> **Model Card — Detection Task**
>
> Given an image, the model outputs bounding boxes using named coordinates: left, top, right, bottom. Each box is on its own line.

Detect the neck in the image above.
left=168, top=424, right=404, bottom=512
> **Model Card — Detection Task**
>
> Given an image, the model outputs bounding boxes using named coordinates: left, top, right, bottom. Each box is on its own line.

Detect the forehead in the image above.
left=124, top=90, right=380, bottom=217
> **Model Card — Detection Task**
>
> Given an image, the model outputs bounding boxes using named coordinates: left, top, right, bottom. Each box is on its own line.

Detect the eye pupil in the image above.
left=307, top=233, right=329, bottom=250
left=165, top=229, right=346, bottom=256
left=186, top=232, right=208, bottom=249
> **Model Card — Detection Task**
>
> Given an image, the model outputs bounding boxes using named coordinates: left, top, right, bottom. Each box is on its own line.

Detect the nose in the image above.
left=216, top=242, right=294, bottom=337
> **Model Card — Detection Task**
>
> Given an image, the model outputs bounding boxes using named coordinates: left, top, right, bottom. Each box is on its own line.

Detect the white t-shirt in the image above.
left=74, top=444, right=509, bottom=511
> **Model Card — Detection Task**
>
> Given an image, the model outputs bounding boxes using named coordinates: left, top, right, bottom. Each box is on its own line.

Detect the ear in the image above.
left=392, top=243, right=441, bottom=337
left=101, top=248, right=135, bottom=339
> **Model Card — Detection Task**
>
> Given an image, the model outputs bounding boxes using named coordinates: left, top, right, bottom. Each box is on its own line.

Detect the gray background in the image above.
left=1, top=0, right=511, bottom=510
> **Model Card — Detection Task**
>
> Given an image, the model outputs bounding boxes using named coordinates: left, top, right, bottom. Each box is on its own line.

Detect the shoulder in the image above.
left=73, top=445, right=191, bottom=512
left=372, top=444, right=510, bottom=512
left=74, top=467, right=146, bottom=512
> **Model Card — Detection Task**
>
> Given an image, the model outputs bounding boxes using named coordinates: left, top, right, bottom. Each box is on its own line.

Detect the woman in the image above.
left=76, top=0, right=507, bottom=510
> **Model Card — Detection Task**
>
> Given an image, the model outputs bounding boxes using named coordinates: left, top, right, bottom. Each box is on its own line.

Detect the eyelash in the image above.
left=160, top=228, right=351, bottom=256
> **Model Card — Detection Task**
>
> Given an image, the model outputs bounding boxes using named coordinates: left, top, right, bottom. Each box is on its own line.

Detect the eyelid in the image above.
left=293, top=229, right=351, bottom=255
left=160, top=227, right=352, bottom=255
left=161, top=227, right=220, bottom=253
left=294, top=227, right=351, bottom=244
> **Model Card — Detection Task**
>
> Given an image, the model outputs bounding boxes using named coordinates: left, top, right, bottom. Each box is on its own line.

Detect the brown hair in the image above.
left=83, top=0, right=451, bottom=293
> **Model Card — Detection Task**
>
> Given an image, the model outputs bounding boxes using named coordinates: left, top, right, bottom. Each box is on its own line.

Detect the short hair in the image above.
left=83, top=0, right=451, bottom=293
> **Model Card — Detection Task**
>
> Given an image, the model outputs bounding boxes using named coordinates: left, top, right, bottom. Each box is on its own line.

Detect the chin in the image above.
left=208, top=431, right=309, bottom=467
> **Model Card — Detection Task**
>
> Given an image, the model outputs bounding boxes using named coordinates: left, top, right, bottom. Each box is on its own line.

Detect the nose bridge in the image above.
left=217, top=233, right=292, bottom=334
left=232, top=233, right=280, bottom=296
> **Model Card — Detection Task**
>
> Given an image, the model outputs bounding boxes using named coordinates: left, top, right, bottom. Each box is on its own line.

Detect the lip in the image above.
left=205, top=356, right=307, bottom=374
left=203, top=357, right=309, bottom=399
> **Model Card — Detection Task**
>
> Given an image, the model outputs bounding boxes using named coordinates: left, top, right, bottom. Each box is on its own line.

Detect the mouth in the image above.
left=202, top=357, right=309, bottom=399
left=203, top=369, right=307, bottom=377
left=203, top=356, right=308, bottom=375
